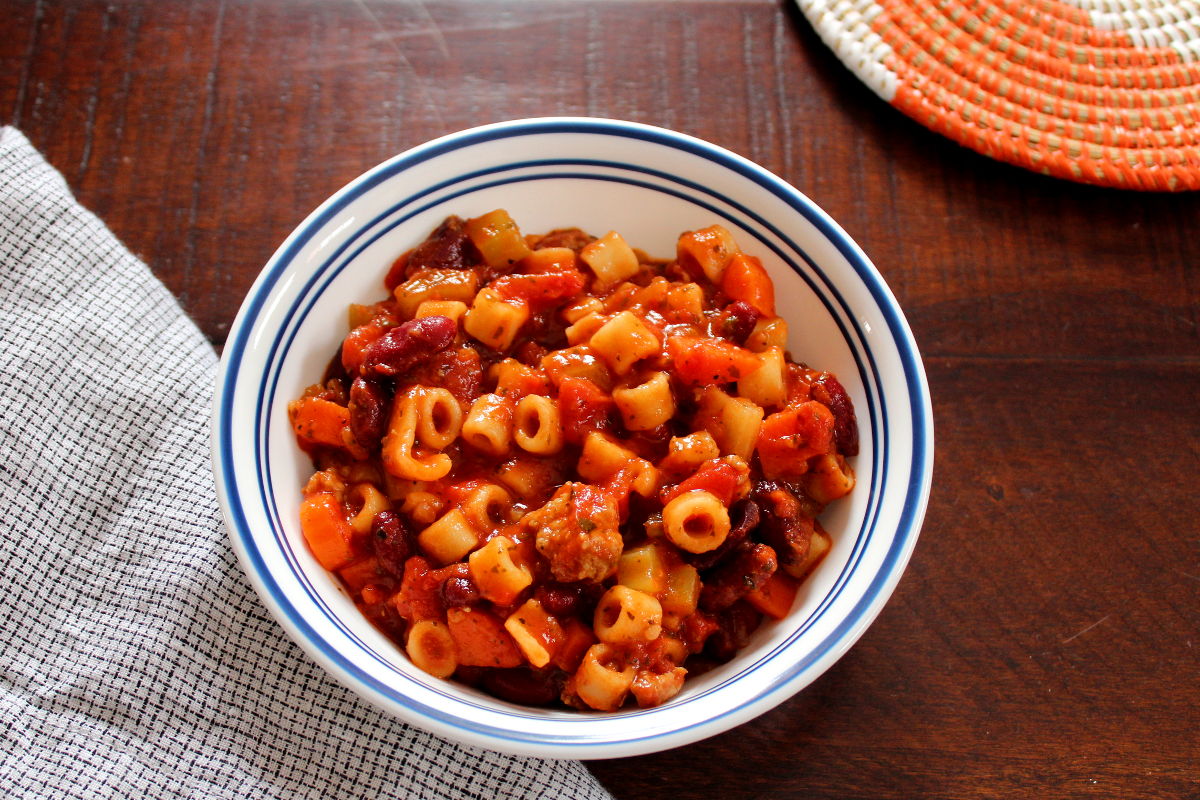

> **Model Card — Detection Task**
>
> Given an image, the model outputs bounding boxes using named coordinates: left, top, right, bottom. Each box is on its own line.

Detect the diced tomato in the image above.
left=668, top=335, right=762, bottom=385
left=720, top=253, right=775, bottom=316
left=756, top=401, right=836, bottom=480
left=299, top=492, right=357, bottom=571
left=660, top=459, right=741, bottom=506
left=558, top=377, right=614, bottom=444
left=289, top=396, right=355, bottom=452
left=491, top=269, right=586, bottom=310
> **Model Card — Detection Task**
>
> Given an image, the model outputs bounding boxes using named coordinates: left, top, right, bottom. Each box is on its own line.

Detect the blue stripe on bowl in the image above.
left=215, top=118, right=932, bottom=752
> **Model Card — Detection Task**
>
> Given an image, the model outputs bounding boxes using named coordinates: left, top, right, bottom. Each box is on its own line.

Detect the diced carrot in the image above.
left=447, top=607, right=524, bottom=668
left=755, top=401, right=835, bottom=480
left=720, top=253, right=775, bottom=316
left=553, top=618, right=598, bottom=673
left=289, top=396, right=354, bottom=450
left=745, top=569, right=800, bottom=619
left=675, top=224, right=739, bottom=283
left=667, top=336, right=761, bottom=386
left=337, top=556, right=386, bottom=592
left=299, top=492, right=357, bottom=571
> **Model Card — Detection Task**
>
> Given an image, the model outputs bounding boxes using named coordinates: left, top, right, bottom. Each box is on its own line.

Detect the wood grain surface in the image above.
left=4, top=2, right=1198, bottom=798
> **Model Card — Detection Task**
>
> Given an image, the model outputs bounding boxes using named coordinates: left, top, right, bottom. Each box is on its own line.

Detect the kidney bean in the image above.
left=483, top=667, right=563, bottom=706
left=439, top=575, right=481, bottom=608
left=371, top=510, right=412, bottom=579
left=535, top=583, right=581, bottom=617
left=718, top=300, right=761, bottom=344
left=360, top=316, right=457, bottom=379
left=753, top=481, right=815, bottom=574
left=348, top=376, right=389, bottom=450
left=812, top=373, right=859, bottom=456
left=699, top=542, right=778, bottom=612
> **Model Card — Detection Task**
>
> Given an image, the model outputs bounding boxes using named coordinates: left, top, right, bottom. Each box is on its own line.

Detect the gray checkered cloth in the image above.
left=0, top=127, right=613, bottom=799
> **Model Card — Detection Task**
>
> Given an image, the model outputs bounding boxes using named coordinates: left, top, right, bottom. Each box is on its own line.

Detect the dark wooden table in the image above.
left=5, top=1, right=1198, bottom=797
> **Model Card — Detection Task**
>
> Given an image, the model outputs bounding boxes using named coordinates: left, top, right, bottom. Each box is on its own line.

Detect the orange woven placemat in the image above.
left=797, top=0, right=1200, bottom=190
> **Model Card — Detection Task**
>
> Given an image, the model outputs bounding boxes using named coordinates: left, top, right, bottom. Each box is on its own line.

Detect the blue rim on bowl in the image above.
left=212, top=117, right=934, bottom=758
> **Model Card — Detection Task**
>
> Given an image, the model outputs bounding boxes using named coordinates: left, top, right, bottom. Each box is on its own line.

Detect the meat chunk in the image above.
left=525, top=482, right=621, bottom=583
left=753, top=481, right=815, bottom=576
left=405, top=215, right=473, bottom=276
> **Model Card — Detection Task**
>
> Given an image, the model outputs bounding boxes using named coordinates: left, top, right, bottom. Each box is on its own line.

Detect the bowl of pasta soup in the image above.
left=213, top=118, right=933, bottom=757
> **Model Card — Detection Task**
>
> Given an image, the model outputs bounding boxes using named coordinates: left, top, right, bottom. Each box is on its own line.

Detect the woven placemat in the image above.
left=797, top=0, right=1200, bottom=190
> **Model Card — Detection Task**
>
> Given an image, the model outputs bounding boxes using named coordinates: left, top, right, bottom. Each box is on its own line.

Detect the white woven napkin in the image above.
left=0, top=127, right=613, bottom=800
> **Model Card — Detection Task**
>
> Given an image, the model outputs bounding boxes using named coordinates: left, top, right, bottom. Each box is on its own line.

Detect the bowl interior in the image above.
left=214, top=119, right=932, bottom=758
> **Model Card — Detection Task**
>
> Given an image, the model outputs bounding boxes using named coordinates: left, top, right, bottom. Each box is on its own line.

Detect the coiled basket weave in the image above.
left=796, top=0, right=1200, bottom=190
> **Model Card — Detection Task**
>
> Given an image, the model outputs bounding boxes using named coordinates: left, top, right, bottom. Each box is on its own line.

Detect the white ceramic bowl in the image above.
left=212, top=118, right=933, bottom=758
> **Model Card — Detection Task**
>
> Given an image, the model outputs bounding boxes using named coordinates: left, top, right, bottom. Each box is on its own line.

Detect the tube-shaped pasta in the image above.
left=495, top=455, right=561, bottom=501
left=414, top=299, right=468, bottom=326
left=662, top=490, right=731, bottom=554
left=513, top=394, right=564, bottom=455
left=381, top=390, right=453, bottom=481
left=417, top=508, right=478, bottom=565
left=562, top=296, right=602, bottom=324
left=393, top=269, right=478, bottom=319
left=347, top=482, right=391, bottom=535
left=659, top=561, right=701, bottom=618
left=745, top=316, right=788, bottom=353
left=464, top=287, right=529, bottom=351
left=461, top=483, right=515, bottom=532
left=504, top=598, right=564, bottom=668
left=468, top=535, right=532, bottom=605
left=400, top=490, right=444, bottom=526
left=588, top=311, right=660, bottom=375
left=617, top=543, right=668, bottom=597
left=414, top=387, right=463, bottom=450
left=573, top=644, right=635, bottom=712
left=577, top=431, right=660, bottom=497
left=406, top=620, right=457, bottom=678
left=593, top=585, right=663, bottom=644
left=564, top=312, right=608, bottom=347
left=657, top=431, right=721, bottom=475
left=695, top=386, right=764, bottom=461
left=804, top=453, right=856, bottom=505
left=580, top=230, right=640, bottom=289
left=613, top=372, right=674, bottom=431
left=665, top=282, right=704, bottom=319
left=676, top=224, right=739, bottom=283
left=461, top=393, right=513, bottom=456
left=737, top=347, right=787, bottom=409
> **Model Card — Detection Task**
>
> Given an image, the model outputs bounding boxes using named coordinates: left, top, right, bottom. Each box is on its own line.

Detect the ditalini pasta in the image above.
left=288, top=211, right=859, bottom=711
